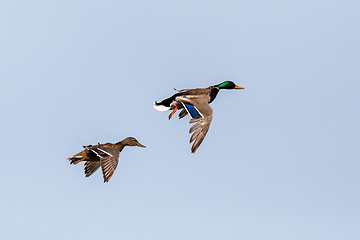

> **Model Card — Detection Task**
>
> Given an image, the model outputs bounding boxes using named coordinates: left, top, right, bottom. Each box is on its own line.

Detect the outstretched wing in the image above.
left=84, top=161, right=101, bottom=177
left=91, top=147, right=120, bottom=182
left=177, top=96, right=213, bottom=153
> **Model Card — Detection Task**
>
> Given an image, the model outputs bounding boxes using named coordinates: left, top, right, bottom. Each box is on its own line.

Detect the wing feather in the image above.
left=92, top=146, right=120, bottom=182
left=84, top=161, right=101, bottom=177
left=177, top=96, right=213, bottom=153
left=178, top=109, right=188, bottom=119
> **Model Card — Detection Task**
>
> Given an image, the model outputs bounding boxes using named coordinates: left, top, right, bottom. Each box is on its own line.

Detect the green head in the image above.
left=215, top=81, right=244, bottom=90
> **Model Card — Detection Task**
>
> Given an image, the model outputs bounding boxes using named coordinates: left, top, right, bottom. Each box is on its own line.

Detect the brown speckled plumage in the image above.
left=68, top=137, right=145, bottom=182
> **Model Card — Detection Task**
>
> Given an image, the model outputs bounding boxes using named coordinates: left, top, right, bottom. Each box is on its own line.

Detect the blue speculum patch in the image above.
left=94, top=148, right=107, bottom=156
left=184, top=103, right=200, bottom=118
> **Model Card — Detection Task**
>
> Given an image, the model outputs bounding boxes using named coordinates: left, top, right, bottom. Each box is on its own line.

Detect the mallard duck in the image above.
left=154, top=81, right=244, bottom=153
left=68, top=137, right=146, bottom=182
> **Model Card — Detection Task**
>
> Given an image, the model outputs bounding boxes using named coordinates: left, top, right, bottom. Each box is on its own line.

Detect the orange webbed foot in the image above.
left=168, top=105, right=178, bottom=120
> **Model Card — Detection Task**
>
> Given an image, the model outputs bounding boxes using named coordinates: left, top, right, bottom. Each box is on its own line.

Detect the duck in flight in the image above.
left=154, top=81, right=244, bottom=153
left=68, top=137, right=146, bottom=182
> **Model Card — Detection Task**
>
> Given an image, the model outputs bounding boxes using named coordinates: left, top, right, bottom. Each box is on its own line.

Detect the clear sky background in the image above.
left=1, top=1, right=359, bottom=239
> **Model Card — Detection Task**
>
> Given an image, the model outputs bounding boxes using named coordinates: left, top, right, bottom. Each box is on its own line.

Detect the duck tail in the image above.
left=68, top=155, right=87, bottom=165
left=153, top=94, right=177, bottom=111
left=153, top=102, right=170, bottom=111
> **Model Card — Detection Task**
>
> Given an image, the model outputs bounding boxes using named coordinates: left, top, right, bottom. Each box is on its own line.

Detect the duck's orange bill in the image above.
left=235, top=85, right=244, bottom=89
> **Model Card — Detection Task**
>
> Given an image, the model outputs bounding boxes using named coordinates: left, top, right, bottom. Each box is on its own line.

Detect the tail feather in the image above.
left=154, top=94, right=178, bottom=111
left=153, top=102, right=170, bottom=111
left=68, top=155, right=87, bottom=165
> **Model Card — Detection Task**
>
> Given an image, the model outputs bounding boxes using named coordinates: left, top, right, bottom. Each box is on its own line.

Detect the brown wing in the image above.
left=178, top=109, right=188, bottom=119
left=84, top=161, right=101, bottom=177
left=91, top=146, right=120, bottom=182
left=177, top=96, right=213, bottom=153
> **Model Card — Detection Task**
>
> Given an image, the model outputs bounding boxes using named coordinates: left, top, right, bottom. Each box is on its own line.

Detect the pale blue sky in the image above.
left=1, top=0, right=359, bottom=239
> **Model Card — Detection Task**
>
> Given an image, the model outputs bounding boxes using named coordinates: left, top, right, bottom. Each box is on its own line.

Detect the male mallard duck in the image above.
left=154, top=81, right=244, bottom=153
left=68, top=137, right=146, bottom=182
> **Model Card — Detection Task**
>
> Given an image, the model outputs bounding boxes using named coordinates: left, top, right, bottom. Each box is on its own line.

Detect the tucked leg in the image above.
left=168, top=105, right=178, bottom=119
left=72, top=155, right=87, bottom=165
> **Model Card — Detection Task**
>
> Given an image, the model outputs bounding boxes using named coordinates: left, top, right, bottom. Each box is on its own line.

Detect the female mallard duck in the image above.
left=68, top=137, right=146, bottom=182
left=154, top=81, right=244, bottom=153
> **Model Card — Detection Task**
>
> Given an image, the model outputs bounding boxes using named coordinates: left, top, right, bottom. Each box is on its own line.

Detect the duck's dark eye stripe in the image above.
left=184, top=103, right=200, bottom=118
